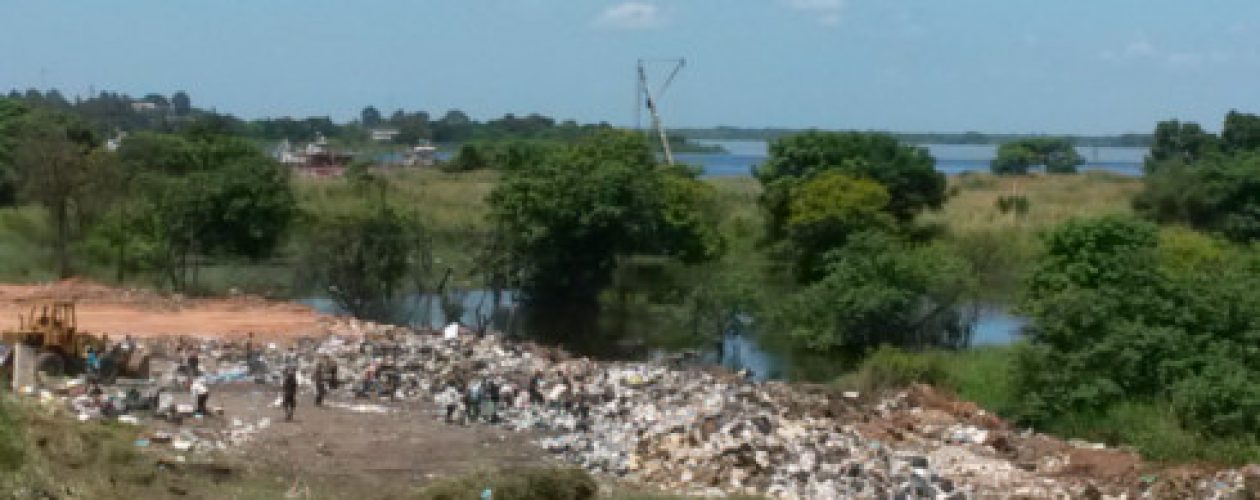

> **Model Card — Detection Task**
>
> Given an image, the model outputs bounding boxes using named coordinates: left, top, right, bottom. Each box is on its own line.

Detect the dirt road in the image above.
left=210, top=383, right=549, bottom=497
left=0, top=280, right=326, bottom=340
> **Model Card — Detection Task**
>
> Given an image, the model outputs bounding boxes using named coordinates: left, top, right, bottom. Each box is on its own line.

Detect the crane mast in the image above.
left=637, top=58, right=685, bottom=165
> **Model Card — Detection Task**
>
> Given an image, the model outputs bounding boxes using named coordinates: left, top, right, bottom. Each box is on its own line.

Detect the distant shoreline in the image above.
left=676, top=128, right=1152, bottom=148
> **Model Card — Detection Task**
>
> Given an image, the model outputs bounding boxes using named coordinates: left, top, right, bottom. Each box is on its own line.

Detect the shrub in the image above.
left=838, top=346, right=948, bottom=394
left=416, top=467, right=598, bottom=500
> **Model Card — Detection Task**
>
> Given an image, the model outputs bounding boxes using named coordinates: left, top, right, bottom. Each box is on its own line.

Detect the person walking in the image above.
left=282, top=367, right=298, bottom=422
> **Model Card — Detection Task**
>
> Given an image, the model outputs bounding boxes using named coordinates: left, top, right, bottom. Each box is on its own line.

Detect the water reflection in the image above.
left=302, top=292, right=1028, bottom=382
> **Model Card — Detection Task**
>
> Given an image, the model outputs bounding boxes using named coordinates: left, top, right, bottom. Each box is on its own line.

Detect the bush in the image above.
left=777, top=232, right=975, bottom=354
left=838, top=346, right=948, bottom=394
left=416, top=467, right=598, bottom=500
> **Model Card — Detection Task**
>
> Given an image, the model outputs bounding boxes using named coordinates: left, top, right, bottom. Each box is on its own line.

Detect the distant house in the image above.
left=274, top=134, right=355, bottom=177
left=105, top=130, right=128, bottom=152
left=130, top=102, right=158, bottom=112
left=404, top=142, right=437, bottom=167
left=370, top=128, right=400, bottom=142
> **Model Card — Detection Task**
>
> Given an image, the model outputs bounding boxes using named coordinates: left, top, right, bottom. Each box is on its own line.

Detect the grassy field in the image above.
left=924, top=171, right=1144, bottom=301
left=294, top=168, right=498, bottom=286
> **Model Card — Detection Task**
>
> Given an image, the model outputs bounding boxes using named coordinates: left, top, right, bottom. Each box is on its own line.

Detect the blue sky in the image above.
left=2, top=1, right=1258, bottom=134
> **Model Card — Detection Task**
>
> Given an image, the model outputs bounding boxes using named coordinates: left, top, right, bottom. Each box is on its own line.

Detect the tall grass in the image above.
left=925, top=172, right=1144, bottom=301
left=0, top=207, right=55, bottom=282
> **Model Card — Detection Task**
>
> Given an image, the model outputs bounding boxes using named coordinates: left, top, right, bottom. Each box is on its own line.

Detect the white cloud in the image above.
left=783, top=0, right=846, bottom=27
left=1098, top=38, right=1231, bottom=69
left=594, top=2, right=663, bottom=30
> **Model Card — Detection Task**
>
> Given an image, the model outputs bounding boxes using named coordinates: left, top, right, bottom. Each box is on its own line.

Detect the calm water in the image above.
left=682, top=140, right=1147, bottom=178
left=302, top=292, right=1027, bottom=382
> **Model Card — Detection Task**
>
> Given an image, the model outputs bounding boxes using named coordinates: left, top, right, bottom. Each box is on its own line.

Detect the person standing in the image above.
left=192, top=376, right=210, bottom=416
left=84, top=346, right=100, bottom=382
left=187, top=348, right=200, bottom=376
left=528, top=371, right=545, bottom=405
left=282, top=367, right=298, bottom=422
left=314, top=355, right=337, bottom=406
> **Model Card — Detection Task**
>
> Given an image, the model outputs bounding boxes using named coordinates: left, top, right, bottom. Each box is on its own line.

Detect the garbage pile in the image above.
left=257, top=318, right=1260, bottom=499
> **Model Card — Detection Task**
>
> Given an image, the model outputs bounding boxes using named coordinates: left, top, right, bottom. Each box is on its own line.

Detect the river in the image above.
left=681, top=140, right=1147, bottom=178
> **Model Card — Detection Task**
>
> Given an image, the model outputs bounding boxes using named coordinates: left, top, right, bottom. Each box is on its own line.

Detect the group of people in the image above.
left=435, top=365, right=606, bottom=428
left=278, top=353, right=339, bottom=421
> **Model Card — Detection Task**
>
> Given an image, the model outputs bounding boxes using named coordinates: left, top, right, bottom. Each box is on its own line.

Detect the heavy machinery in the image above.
left=1, top=301, right=150, bottom=380
left=636, top=57, right=686, bottom=165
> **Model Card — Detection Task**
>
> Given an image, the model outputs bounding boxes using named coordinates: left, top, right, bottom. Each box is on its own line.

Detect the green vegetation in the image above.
left=299, top=202, right=432, bottom=322
left=925, top=171, right=1142, bottom=301
left=8, top=89, right=1260, bottom=468
left=3, top=88, right=721, bottom=154
left=990, top=137, right=1083, bottom=175
left=775, top=232, right=973, bottom=353
left=754, top=131, right=964, bottom=357
left=0, top=399, right=294, bottom=498
left=415, top=467, right=597, bottom=500
left=489, top=130, right=723, bottom=308
left=1137, top=111, right=1260, bottom=242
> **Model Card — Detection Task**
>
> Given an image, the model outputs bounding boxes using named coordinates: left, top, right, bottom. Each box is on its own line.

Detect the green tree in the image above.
left=0, top=98, right=28, bottom=205
left=755, top=131, right=944, bottom=241
left=1136, top=151, right=1260, bottom=242
left=114, top=131, right=296, bottom=290
left=1147, top=120, right=1218, bottom=169
left=12, top=110, right=115, bottom=277
left=991, top=137, right=1083, bottom=175
left=775, top=231, right=974, bottom=354
left=360, top=106, right=383, bottom=128
left=446, top=143, right=488, bottom=172
left=1016, top=215, right=1260, bottom=438
left=171, top=91, right=191, bottom=116
left=1222, top=110, right=1260, bottom=153
left=489, top=130, right=722, bottom=307
left=302, top=204, right=429, bottom=321
left=784, top=171, right=892, bottom=280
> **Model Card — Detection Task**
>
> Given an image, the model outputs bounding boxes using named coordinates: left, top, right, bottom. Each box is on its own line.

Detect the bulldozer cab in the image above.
left=24, top=301, right=78, bottom=345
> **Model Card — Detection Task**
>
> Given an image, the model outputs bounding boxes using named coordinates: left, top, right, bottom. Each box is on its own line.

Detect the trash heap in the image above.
left=272, top=319, right=1258, bottom=499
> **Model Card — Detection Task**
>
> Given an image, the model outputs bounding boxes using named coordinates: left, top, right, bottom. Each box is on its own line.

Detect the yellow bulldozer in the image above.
left=1, top=301, right=150, bottom=381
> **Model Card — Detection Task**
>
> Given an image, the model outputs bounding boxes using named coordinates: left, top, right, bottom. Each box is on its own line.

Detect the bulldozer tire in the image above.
left=99, top=357, right=120, bottom=383
left=126, top=353, right=151, bottom=379
left=35, top=352, right=65, bottom=377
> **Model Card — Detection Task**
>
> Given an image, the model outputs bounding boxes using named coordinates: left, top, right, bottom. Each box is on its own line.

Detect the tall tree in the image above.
left=171, top=91, right=191, bottom=116
left=0, top=99, right=29, bottom=205
left=1147, top=120, right=1218, bottom=169
left=755, top=131, right=945, bottom=241
left=360, top=106, right=383, bottom=128
left=489, top=130, right=722, bottom=307
left=114, top=130, right=295, bottom=290
left=12, top=110, right=111, bottom=277
left=1222, top=110, right=1260, bottom=153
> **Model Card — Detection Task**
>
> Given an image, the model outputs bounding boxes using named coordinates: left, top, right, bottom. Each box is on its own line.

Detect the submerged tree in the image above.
left=489, top=130, right=723, bottom=309
left=775, top=231, right=974, bottom=354
left=303, top=204, right=431, bottom=322
left=990, top=137, right=1083, bottom=175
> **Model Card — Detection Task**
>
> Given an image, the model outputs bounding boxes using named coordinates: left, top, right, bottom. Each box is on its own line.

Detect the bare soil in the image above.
left=208, top=383, right=549, bottom=497
left=0, top=280, right=324, bottom=340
